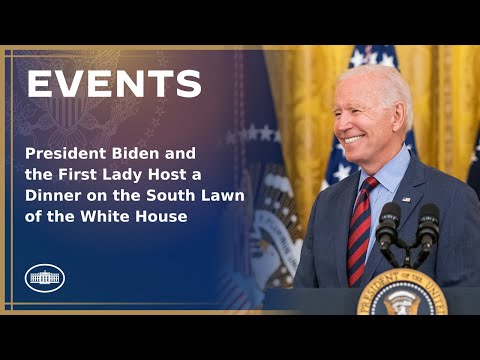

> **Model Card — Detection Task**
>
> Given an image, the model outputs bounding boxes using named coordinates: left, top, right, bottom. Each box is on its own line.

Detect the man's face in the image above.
left=333, top=74, right=399, bottom=172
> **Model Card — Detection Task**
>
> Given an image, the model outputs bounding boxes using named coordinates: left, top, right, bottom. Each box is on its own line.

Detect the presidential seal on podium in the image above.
left=357, top=268, right=447, bottom=315
left=357, top=202, right=448, bottom=315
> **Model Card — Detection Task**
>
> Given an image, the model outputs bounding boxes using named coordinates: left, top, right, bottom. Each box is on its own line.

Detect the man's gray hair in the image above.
left=338, top=64, right=413, bottom=131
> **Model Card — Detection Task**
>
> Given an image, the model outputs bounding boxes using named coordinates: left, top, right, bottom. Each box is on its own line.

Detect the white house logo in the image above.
left=24, top=264, right=65, bottom=293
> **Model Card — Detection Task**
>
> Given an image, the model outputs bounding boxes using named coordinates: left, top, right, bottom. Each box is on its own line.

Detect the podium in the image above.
left=263, top=287, right=480, bottom=314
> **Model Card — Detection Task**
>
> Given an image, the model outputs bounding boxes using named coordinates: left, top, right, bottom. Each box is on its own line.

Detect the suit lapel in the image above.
left=361, top=153, right=426, bottom=286
left=334, top=171, right=360, bottom=287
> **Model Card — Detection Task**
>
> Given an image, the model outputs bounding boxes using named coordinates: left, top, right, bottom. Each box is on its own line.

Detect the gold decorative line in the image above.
left=0, top=309, right=280, bottom=315
left=11, top=55, right=99, bottom=58
left=8, top=302, right=220, bottom=305
left=4, top=45, right=289, bottom=51
left=10, top=55, right=180, bottom=58
left=0, top=50, right=6, bottom=308
left=10, top=53, right=14, bottom=309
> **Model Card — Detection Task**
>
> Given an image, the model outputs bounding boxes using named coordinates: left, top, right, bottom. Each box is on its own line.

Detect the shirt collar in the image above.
left=358, top=143, right=411, bottom=193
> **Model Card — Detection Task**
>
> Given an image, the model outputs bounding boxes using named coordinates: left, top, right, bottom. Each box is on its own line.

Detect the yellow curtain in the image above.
left=265, top=45, right=480, bottom=234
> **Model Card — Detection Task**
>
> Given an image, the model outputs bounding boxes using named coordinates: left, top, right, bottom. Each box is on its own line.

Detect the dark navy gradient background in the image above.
left=5, top=50, right=274, bottom=309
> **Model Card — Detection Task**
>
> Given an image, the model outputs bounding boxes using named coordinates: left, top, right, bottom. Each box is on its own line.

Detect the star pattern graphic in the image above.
left=333, top=163, right=351, bottom=181
left=14, top=163, right=25, bottom=172
left=225, top=124, right=282, bottom=145
left=226, top=131, right=237, bottom=144
left=368, top=52, right=378, bottom=64
left=154, top=106, right=166, bottom=116
left=224, top=125, right=282, bottom=146
left=248, top=124, right=258, bottom=140
left=471, top=151, right=478, bottom=163
left=350, top=49, right=364, bottom=67
left=259, top=124, right=273, bottom=141
left=380, top=53, right=395, bottom=67
left=151, top=118, right=161, bottom=127
left=158, top=98, right=168, bottom=107
left=238, top=128, right=249, bottom=141
left=471, top=139, right=480, bottom=163
left=274, top=130, right=281, bottom=143
left=144, top=129, right=154, bottom=138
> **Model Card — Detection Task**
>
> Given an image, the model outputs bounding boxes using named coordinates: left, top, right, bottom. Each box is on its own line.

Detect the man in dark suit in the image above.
left=294, top=64, right=480, bottom=288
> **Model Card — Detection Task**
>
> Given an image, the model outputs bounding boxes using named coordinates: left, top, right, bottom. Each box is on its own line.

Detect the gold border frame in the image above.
left=0, top=45, right=296, bottom=315
left=0, top=48, right=5, bottom=312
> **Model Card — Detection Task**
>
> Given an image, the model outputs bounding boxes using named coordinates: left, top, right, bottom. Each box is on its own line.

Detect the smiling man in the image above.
left=294, top=64, right=480, bottom=289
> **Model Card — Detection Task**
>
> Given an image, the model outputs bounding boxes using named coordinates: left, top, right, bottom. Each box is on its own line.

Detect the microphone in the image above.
left=375, top=202, right=401, bottom=268
left=413, top=204, right=440, bottom=269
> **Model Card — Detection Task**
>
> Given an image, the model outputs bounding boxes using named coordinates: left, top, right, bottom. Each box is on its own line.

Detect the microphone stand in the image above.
left=384, top=237, right=428, bottom=270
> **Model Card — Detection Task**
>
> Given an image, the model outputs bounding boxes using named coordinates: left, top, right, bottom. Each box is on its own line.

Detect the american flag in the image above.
left=321, top=45, right=418, bottom=190
left=467, top=127, right=480, bottom=200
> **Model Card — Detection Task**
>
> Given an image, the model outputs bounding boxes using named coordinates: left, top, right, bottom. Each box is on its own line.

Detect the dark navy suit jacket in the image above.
left=294, top=152, right=480, bottom=288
